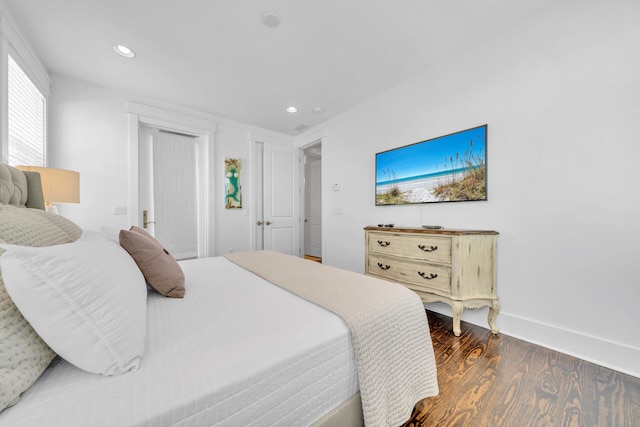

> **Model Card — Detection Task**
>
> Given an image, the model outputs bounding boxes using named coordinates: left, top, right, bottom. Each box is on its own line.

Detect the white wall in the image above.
left=48, top=76, right=131, bottom=229
left=306, top=0, right=640, bottom=376
left=47, top=73, right=285, bottom=256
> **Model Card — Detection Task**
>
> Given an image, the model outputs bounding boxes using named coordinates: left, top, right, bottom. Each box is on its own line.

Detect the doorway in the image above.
left=303, top=143, right=322, bottom=262
left=126, top=102, right=213, bottom=259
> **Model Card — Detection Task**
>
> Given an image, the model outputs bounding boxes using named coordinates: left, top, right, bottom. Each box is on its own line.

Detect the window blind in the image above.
left=7, top=54, right=47, bottom=167
left=152, top=131, right=198, bottom=260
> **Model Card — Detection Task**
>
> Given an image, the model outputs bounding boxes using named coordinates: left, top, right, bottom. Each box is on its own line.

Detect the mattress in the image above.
left=0, top=257, right=359, bottom=426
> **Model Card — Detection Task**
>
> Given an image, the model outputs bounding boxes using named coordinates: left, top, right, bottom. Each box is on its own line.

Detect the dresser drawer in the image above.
left=367, top=254, right=452, bottom=295
left=367, top=232, right=452, bottom=263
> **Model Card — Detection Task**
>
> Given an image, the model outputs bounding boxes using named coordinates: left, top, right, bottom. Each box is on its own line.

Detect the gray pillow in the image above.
left=22, top=172, right=45, bottom=210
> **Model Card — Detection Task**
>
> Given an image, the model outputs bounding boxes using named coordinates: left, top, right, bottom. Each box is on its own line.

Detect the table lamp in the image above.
left=17, top=166, right=80, bottom=214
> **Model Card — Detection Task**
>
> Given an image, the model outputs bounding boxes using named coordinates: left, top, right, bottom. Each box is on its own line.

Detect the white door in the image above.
left=253, top=143, right=265, bottom=251
left=304, top=155, right=322, bottom=258
left=139, top=127, right=199, bottom=260
left=258, top=142, right=300, bottom=256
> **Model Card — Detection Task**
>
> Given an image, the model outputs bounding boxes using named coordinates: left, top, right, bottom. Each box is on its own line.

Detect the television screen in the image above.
left=375, top=125, right=487, bottom=205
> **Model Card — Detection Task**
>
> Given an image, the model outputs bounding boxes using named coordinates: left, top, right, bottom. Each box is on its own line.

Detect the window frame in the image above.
left=0, top=10, right=51, bottom=164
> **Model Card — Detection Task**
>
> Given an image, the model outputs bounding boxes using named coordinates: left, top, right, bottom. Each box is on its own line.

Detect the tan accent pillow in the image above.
left=0, top=258, right=56, bottom=411
left=0, top=204, right=82, bottom=412
left=119, top=226, right=185, bottom=298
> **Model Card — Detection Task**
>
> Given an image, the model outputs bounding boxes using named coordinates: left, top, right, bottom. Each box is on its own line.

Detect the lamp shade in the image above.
left=17, top=166, right=80, bottom=204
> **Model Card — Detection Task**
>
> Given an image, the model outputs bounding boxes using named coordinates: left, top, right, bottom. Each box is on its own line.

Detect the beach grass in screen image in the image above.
left=375, top=125, right=487, bottom=205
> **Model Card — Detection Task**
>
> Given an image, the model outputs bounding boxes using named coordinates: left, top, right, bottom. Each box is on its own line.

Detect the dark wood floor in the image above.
left=304, top=254, right=322, bottom=263
left=402, top=311, right=640, bottom=427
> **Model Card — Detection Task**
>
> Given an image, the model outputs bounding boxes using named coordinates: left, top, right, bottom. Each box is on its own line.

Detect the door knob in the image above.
left=257, top=220, right=264, bottom=226
left=266, top=221, right=273, bottom=225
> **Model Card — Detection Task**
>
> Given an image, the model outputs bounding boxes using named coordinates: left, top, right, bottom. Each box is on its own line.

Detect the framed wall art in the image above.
left=224, top=157, right=242, bottom=209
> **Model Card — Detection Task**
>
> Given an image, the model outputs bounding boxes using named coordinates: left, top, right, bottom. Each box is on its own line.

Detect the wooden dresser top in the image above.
left=364, top=226, right=499, bottom=236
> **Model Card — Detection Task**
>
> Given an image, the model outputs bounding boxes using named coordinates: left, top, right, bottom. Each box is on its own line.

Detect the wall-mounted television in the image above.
left=375, top=125, right=487, bottom=206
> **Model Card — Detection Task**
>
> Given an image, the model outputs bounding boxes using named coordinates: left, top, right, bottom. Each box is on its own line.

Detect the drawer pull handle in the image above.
left=377, top=240, right=391, bottom=247
left=377, top=263, right=391, bottom=270
left=418, top=244, right=438, bottom=252
left=418, top=271, right=438, bottom=280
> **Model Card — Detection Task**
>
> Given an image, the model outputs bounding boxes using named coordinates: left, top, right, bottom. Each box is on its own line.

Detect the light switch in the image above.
left=113, top=206, right=127, bottom=215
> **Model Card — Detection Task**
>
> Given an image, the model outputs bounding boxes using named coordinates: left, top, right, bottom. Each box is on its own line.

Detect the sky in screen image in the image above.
left=376, top=126, right=486, bottom=184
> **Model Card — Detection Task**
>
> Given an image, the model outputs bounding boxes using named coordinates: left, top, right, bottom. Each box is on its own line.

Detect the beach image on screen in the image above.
left=376, top=125, right=487, bottom=205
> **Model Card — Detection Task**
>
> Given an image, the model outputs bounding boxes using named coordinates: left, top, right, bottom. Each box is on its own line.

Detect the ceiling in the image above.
left=4, top=0, right=555, bottom=135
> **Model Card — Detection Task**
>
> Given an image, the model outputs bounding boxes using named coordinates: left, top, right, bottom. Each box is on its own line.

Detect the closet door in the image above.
left=260, top=142, right=300, bottom=256
left=139, top=128, right=199, bottom=260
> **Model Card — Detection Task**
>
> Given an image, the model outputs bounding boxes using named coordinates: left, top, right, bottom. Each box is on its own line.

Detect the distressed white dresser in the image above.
left=364, top=226, right=499, bottom=336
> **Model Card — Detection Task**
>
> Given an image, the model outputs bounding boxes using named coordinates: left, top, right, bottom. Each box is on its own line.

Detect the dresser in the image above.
left=364, top=226, right=499, bottom=336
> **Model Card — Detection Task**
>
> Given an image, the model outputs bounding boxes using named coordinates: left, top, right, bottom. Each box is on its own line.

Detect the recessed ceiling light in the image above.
left=286, top=106, right=298, bottom=113
left=262, top=11, right=281, bottom=27
left=113, top=44, right=136, bottom=58
left=312, top=107, right=324, bottom=114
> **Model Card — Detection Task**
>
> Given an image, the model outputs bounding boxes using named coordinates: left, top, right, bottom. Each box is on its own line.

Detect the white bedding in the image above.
left=0, top=257, right=359, bottom=426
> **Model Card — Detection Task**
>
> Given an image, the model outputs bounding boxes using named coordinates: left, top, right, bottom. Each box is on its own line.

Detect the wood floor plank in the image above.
left=402, top=311, right=640, bottom=427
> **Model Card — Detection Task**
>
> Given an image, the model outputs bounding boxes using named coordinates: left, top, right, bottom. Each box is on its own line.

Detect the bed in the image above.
left=0, top=162, right=438, bottom=426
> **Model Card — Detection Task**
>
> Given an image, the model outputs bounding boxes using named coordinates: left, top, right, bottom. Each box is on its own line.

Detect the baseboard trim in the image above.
left=426, top=304, right=640, bottom=378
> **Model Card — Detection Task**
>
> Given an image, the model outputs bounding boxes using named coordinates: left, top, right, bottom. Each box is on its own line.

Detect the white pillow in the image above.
left=0, top=231, right=147, bottom=376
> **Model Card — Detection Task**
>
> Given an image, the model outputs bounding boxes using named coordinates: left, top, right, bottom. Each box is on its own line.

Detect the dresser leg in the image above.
left=451, top=302, right=463, bottom=336
left=488, top=300, right=500, bottom=334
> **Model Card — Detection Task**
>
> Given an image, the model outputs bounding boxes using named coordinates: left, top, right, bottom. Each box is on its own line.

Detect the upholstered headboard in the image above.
left=0, top=163, right=46, bottom=209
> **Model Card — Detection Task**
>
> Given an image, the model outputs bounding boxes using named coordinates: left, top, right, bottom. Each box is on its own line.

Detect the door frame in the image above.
left=126, top=102, right=216, bottom=258
left=295, top=129, right=327, bottom=262
left=249, top=138, right=263, bottom=252
left=302, top=143, right=322, bottom=258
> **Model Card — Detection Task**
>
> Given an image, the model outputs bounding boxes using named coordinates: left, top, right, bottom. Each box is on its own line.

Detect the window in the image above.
left=7, top=54, right=47, bottom=166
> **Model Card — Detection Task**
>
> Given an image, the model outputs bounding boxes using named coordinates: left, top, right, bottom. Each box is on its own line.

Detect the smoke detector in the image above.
left=262, top=12, right=281, bottom=27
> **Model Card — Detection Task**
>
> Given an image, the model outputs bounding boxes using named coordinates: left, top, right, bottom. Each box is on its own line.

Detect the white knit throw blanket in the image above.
left=225, top=250, right=438, bottom=427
